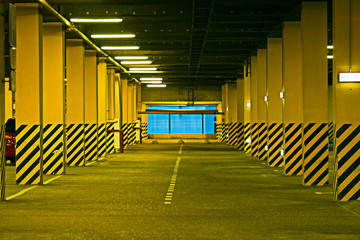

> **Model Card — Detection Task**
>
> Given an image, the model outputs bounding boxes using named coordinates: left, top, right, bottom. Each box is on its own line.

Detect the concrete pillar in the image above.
left=237, top=78, right=244, bottom=150
left=282, top=22, right=303, bottom=176
left=301, top=2, right=328, bottom=186
left=66, top=39, right=85, bottom=167
left=5, top=85, right=12, bottom=120
left=114, top=73, right=121, bottom=121
left=121, top=79, right=128, bottom=124
left=15, top=3, right=43, bottom=185
left=107, top=69, right=115, bottom=121
left=97, top=59, right=107, bottom=157
left=333, top=0, right=360, bottom=201
left=226, top=83, right=238, bottom=146
left=267, top=38, right=284, bottom=168
left=133, top=84, right=138, bottom=123
left=257, top=49, right=267, bottom=161
left=128, top=84, right=134, bottom=123
left=0, top=1, right=6, bottom=200
left=244, top=61, right=252, bottom=153
left=84, top=50, right=98, bottom=161
left=43, top=23, right=65, bottom=175
left=250, top=56, right=258, bottom=157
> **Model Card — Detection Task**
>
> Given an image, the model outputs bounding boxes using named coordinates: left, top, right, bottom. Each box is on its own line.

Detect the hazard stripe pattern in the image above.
left=224, top=123, right=230, bottom=143
left=257, top=123, right=267, bottom=161
left=284, top=123, right=303, bottom=176
left=267, top=123, right=283, bottom=167
left=129, top=123, right=136, bottom=145
left=244, top=123, right=251, bottom=153
left=1, top=125, right=6, bottom=199
left=303, top=123, right=329, bottom=186
left=85, top=124, right=97, bottom=161
left=141, top=123, right=148, bottom=140
left=227, top=123, right=238, bottom=146
left=66, top=124, right=84, bottom=166
left=122, top=123, right=132, bottom=148
left=43, top=124, right=64, bottom=175
left=334, top=124, right=360, bottom=201
left=16, top=125, right=41, bottom=185
left=237, top=123, right=244, bottom=151
left=221, top=123, right=226, bottom=142
left=106, top=123, right=115, bottom=153
left=216, top=123, right=222, bottom=140
left=328, top=122, right=334, bottom=141
left=251, top=123, right=259, bottom=157
left=98, top=123, right=106, bottom=157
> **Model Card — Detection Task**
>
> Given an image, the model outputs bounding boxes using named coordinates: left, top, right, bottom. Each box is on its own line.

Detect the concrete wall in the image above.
left=141, top=84, right=221, bottom=102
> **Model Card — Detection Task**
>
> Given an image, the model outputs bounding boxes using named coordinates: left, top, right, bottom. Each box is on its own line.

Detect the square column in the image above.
left=244, top=62, right=252, bottom=153
left=282, top=22, right=303, bottom=176
left=250, top=56, right=258, bottom=157
left=15, top=3, right=43, bottom=185
left=0, top=1, right=6, bottom=200
left=106, top=68, right=115, bottom=154
left=236, top=78, right=244, bottom=151
left=84, top=50, right=98, bottom=161
left=66, top=39, right=85, bottom=166
left=227, top=83, right=238, bottom=147
left=267, top=39, right=284, bottom=168
left=301, top=2, right=329, bottom=186
left=97, top=59, right=107, bottom=157
left=257, top=49, right=267, bottom=161
left=43, top=22, right=65, bottom=175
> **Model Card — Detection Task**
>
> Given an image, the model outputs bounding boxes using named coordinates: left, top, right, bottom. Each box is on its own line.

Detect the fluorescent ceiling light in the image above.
left=141, top=81, right=162, bottom=84
left=121, top=61, right=152, bottom=65
left=101, top=46, right=139, bottom=50
left=327, top=45, right=334, bottom=49
left=70, top=18, right=123, bottom=23
left=147, top=84, right=166, bottom=88
left=129, top=67, right=157, bottom=71
left=115, top=56, right=148, bottom=60
left=91, top=34, right=135, bottom=38
left=129, top=71, right=159, bottom=73
left=140, top=78, right=163, bottom=81
left=339, top=73, right=360, bottom=82
left=327, top=55, right=333, bottom=59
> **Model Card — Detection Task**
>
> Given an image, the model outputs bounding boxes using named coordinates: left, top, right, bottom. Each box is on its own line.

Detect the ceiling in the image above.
left=17, top=0, right=331, bottom=86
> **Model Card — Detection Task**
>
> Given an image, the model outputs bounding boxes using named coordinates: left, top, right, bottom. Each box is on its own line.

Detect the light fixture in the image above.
left=280, top=91, right=284, bottom=99
left=226, top=134, right=229, bottom=138
left=265, top=145, right=268, bottom=151
left=91, top=34, right=135, bottom=38
left=129, top=67, right=157, bottom=71
left=70, top=18, right=123, bottom=23
left=339, top=73, right=360, bottom=82
left=246, top=139, right=251, bottom=144
left=246, top=102, right=251, bottom=108
left=141, top=81, right=162, bottom=84
left=129, top=71, right=159, bottom=73
left=327, top=55, right=334, bottom=59
left=327, top=45, right=334, bottom=49
left=101, top=46, right=139, bottom=50
left=115, top=56, right=148, bottom=60
left=140, top=78, right=162, bottom=81
left=280, top=149, right=285, bottom=156
left=264, top=96, right=268, bottom=102
left=121, top=61, right=152, bottom=65
left=147, top=84, right=166, bottom=88
left=226, top=107, right=229, bottom=111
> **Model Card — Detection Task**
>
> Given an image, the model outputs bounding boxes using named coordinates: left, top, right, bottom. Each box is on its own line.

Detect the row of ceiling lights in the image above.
left=70, top=18, right=166, bottom=88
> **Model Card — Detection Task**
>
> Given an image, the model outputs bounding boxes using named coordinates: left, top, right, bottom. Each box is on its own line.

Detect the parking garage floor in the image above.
left=1, top=140, right=360, bottom=239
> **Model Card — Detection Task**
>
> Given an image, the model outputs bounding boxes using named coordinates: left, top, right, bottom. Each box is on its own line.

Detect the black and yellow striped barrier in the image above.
left=85, top=124, right=97, bottom=161
left=106, top=123, right=115, bottom=153
left=228, top=123, right=238, bottom=146
left=284, top=123, right=303, bottom=176
left=141, top=123, right=148, bottom=140
left=267, top=123, right=283, bottom=167
left=98, top=123, right=106, bottom=157
left=237, top=123, right=244, bottom=151
left=251, top=123, right=259, bottom=157
left=216, top=123, right=222, bottom=140
left=221, top=123, right=226, bottom=142
left=303, top=123, right=329, bottom=186
left=328, top=122, right=334, bottom=141
left=16, top=125, right=41, bottom=184
left=244, top=123, right=251, bottom=153
left=122, top=123, right=132, bottom=148
left=257, top=123, right=267, bottom=161
left=43, top=124, right=64, bottom=175
left=334, top=124, right=360, bottom=201
left=224, top=123, right=230, bottom=143
left=66, top=124, right=84, bottom=166
left=1, top=125, right=6, bottom=199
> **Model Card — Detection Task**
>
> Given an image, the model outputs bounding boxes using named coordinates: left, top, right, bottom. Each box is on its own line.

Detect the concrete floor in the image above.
left=1, top=140, right=360, bottom=239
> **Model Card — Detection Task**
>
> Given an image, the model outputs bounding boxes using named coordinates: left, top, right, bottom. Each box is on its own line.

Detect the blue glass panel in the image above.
left=170, top=114, right=202, bottom=134
left=204, top=114, right=216, bottom=134
left=148, top=114, right=169, bottom=134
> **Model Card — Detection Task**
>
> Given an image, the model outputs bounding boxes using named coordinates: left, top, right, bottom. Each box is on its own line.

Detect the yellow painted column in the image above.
left=114, top=73, right=121, bottom=121
left=15, top=3, right=43, bottom=185
left=237, top=77, right=244, bottom=150
left=84, top=50, right=98, bottom=161
left=282, top=22, right=303, bottom=175
left=43, top=22, right=65, bottom=174
left=0, top=1, right=6, bottom=200
left=267, top=38, right=284, bottom=168
left=97, top=59, right=107, bottom=157
left=107, top=69, right=115, bottom=121
left=66, top=39, right=85, bottom=167
left=250, top=56, right=258, bottom=157
left=257, top=49, right=267, bottom=160
left=5, top=86, right=12, bottom=120
left=121, top=79, right=128, bottom=124
left=128, top=84, right=134, bottom=123
left=301, top=2, right=328, bottom=186
left=333, top=0, right=360, bottom=201
left=244, top=61, right=252, bottom=153
left=227, top=83, right=238, bottom=146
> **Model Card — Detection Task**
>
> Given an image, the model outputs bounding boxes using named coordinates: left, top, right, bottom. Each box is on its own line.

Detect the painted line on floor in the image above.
left=85, top=161, right=97, bottom=166
left=5, top=175, right=63, bottom=201
left=164, top=144, right=183, bottom=205
left=339, top=204, right=360, bottom=218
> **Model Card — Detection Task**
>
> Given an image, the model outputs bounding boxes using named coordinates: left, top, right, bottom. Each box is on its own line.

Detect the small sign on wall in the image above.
left=339, top=73, right=360, bottom=83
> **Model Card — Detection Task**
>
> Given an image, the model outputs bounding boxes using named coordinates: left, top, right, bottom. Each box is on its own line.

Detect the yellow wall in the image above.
left=257, top=49, right=267, bottom=123
left=84, top=50, right=97, bottom=124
